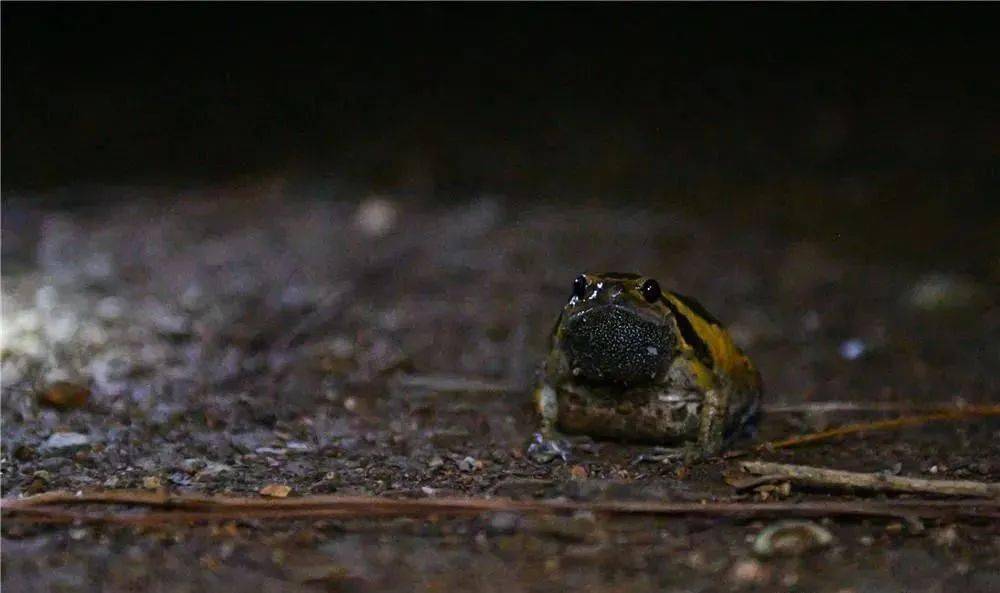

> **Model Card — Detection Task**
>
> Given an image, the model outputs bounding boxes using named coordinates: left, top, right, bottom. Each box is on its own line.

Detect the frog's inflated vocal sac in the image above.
left=535, top=272, right=762, bottom=456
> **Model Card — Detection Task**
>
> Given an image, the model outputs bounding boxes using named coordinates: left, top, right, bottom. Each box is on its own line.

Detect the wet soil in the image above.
left=2, top=182, right=998, bottom=592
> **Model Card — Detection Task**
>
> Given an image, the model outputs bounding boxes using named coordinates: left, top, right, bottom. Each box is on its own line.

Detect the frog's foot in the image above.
left=527, top=432, right=572, bottom=463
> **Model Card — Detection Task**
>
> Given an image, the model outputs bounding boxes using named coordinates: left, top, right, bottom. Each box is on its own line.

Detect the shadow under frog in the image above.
left=533, top=272, right=762, bottom=461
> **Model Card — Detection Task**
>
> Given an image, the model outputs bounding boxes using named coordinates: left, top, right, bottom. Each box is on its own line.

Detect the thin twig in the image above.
left=2, top=490, right=998, bottom=526
left=8, top=490, right=992, bottom=512
left=762, top=402, right=989, bottom=414
left=725, top=474, right=791, bottom=491
left=392, top=374, right=518, bottom=393
left=740, top=461, right=1000, bottom=498
left=730, top=405, right=1000, bottom=456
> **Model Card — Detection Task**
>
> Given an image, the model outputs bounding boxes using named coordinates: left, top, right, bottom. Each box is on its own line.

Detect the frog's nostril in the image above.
left=594, top=283, right=626, bottom=305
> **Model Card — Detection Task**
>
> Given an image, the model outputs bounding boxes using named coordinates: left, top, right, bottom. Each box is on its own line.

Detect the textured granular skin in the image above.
left=564, top=306, right=673, bottom=385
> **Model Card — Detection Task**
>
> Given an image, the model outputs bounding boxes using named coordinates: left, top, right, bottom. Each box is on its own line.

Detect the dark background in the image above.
left=3, top=4, right=998, bottom=262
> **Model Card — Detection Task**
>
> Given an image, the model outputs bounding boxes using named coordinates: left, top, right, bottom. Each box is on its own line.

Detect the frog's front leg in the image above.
left=534, top=381, right=559, bottom=436
left=696, top=387, right=727, bottom=458
left=529, top=381, right=572, bottom=462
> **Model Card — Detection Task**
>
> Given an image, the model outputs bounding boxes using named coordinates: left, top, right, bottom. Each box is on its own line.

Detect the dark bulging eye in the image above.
left=572, top=275, right=588, bottom=298
left=640, top=279, right=661, bottom=303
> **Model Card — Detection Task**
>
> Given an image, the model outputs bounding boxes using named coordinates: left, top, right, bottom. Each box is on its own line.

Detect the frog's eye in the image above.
left=571, top=275, right=588, bottom=299
left=640, top=279, right=661, bottom=303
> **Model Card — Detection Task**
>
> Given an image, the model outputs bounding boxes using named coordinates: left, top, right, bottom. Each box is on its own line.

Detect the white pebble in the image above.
left=355, top=197, right=398, bottom=237
left=839, top=339, right=866, bottom=361
left=96, top=297, right=125, bottom=320
left=41, top=432, right=91, bottom=451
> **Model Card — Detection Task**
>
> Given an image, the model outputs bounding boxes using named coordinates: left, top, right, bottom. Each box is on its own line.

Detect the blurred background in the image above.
left=3, top=4, right=998, bottom=265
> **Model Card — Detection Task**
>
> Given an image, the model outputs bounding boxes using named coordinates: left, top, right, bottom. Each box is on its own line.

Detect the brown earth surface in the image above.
left=2, top=181, right=998, bottom=592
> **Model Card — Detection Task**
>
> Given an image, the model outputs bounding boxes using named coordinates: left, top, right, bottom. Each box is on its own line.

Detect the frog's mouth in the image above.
left=562, top=305, right=673, bottom=386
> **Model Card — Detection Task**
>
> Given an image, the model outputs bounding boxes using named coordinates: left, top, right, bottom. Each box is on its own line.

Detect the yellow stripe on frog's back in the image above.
left=663, top=291, right=761, bottom=391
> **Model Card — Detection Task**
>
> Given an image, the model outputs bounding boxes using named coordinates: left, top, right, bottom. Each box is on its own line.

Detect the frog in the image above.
left=534, top=272, right=762, bottom=459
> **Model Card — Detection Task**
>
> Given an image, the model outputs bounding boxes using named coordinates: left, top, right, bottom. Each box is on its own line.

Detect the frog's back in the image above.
left=661, top=290, right=762, bottom=430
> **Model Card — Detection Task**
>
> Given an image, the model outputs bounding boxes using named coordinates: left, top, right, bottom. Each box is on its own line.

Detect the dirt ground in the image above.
left=2, top=181, right=998, bottom=592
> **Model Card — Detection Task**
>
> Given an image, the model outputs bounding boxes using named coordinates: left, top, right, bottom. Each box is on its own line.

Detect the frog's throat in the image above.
left=561, top=304, right=674, bottom=387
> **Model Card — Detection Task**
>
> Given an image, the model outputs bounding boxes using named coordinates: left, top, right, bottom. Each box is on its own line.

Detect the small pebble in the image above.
left=329, top=336, right=355, bottom=359
left=526, top=433, right=570, bottom=463
left=40, top=432, right=91, bottom=452
left=195, top=462, right=232, bottom=480
left=13, top=446, right=35, bottom=461
left=752, top=520, right=834, bottom=557
left=354, top=197, right=398, bottom=237
left=931, top=525, right=959, bottom=547
left=458, top=456, right=482, bottom=472
left=96, top=297, right=125, bottom=320
left=38, top=381, right=90, bottom=410
left=489, top=512, right=519, bottom=534
left=152, top=311, right=191, bottom=338
left=730, top=559, right=771, bottom=586
left=142, top=476, right=162, bottom=490
left=180, top=458, right=207, bottom=474
left=839, top=339, right=866, bottom=361
left=260, top=484, right=292, bottom=498
left=907, top=273, right=985, bottom=311
left=255, top=447, right=287, bottom=456
left=40, top=457, right=70, bottom=470
left=45, top=313, right=78, bottom=344
left=168, top=473, right=193, bottom=486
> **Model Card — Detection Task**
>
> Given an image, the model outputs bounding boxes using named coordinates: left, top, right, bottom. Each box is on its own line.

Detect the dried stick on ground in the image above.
left=724, top=405, right=1000, bottom=457
left=3, top=490, right=999, bottom=526
left=740, top=461, right=1000, bottom=498
left=762, top=402, right=991, bottom=414
left=392, top=374, right=518, bottom=393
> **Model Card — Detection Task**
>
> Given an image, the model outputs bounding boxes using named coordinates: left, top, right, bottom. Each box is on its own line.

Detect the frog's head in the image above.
left=554, top=272, right=676, bottom=386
